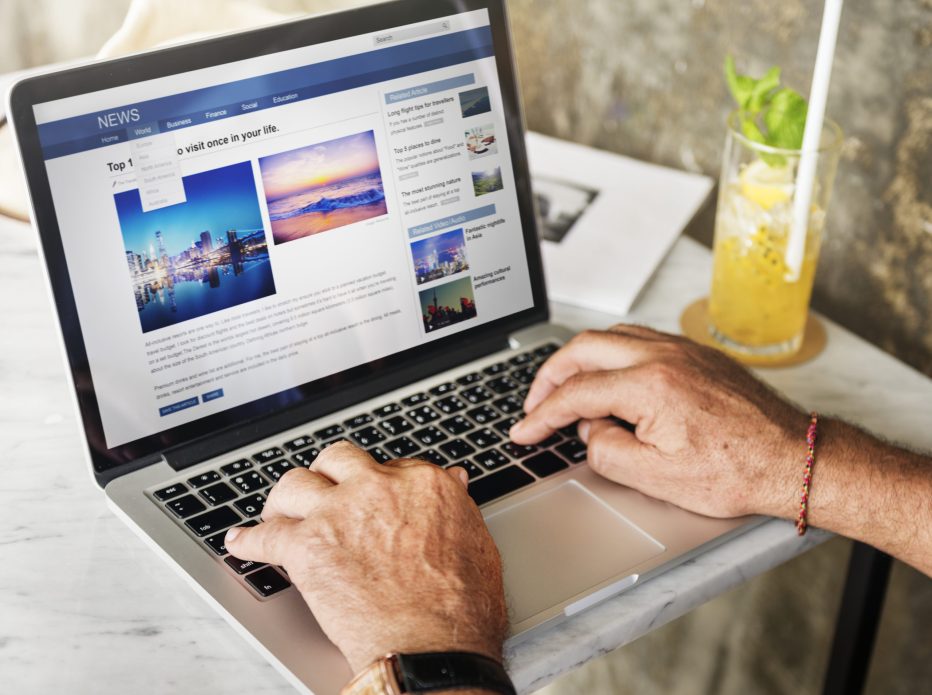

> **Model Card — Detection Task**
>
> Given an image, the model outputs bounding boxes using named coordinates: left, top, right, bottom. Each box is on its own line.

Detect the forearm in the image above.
left=770, top=418, right=932, bottom=576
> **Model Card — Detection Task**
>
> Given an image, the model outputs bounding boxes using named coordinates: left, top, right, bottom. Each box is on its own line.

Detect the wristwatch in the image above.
left=341, top=652, right=516, bottom=695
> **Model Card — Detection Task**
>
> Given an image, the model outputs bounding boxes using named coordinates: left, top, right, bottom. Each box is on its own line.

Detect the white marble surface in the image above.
left=2, top=201, right=932, bottom=694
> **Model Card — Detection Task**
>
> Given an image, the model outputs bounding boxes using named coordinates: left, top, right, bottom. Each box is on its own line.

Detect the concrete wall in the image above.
left=1, top=1, right=929, bottom=692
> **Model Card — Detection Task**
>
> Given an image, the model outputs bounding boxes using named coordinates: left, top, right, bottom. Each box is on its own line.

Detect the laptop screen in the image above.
left=27, top=4, right=540, bottom=465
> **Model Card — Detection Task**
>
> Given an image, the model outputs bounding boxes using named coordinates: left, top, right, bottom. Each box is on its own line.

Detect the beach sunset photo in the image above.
left=259, top=130, right=388, bottom=244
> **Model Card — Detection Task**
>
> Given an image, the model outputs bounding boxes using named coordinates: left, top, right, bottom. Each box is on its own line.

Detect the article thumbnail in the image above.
left=472, top=166, right=504, bottom=197
left=419, top=276, right=478, bottom=333
left=458, top=86, right=491, bottom=118
left=465, top=124, right=497, bottom=161
left=259, top=130, right=387, bottom=245
left=117, top=161, right=275, bottom=334
left=411, top=228, right=469, bottom=285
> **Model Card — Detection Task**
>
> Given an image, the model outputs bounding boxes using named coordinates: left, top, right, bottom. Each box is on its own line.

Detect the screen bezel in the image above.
left=8, top=0, right=548, bottom=484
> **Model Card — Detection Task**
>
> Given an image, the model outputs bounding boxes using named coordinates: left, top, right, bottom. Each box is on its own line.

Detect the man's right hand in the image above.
left=510, top=325, right=809, bottom=520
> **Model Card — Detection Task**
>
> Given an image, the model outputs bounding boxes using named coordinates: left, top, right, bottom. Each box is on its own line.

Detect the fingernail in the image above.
left=577, top=420, right=590, bottom=442
left=225, top=527, right=241, bottom=543
left=509, top=420, right=524, bottom=435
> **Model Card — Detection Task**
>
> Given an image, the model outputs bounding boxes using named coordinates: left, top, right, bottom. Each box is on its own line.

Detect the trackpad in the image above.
left=484, top=480, right=665, bottom=624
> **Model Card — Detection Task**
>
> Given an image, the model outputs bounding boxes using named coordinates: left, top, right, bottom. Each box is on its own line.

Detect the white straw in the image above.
left=786, top=0, right=843, bottom=280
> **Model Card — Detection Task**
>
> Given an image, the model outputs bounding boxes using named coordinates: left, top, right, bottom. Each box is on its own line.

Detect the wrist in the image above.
left=343, top=651, right=514, bottom=695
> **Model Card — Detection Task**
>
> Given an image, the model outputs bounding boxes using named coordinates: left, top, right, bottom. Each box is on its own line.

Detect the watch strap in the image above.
left=394, top=652, right=516, bottom=695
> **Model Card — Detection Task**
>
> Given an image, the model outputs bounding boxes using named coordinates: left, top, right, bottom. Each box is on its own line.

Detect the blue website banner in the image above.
left=38, top=27, right=494, bottom=160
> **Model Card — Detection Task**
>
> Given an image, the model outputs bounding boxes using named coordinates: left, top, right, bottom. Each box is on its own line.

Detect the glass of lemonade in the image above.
left=708, top=111, right=843, bottom=360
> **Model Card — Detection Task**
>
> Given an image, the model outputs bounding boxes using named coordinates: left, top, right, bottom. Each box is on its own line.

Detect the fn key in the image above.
left=245, top=566, right=291, bottom=597
left=467, top=465, right=534, bottom=506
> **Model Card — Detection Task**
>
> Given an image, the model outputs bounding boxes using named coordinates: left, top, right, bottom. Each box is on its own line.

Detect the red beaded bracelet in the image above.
left=796, top=412, right=820, bottom=535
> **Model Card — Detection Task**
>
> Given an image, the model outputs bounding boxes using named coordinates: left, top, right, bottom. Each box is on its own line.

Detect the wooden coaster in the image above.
left=679, top=298, right=827, bottom=368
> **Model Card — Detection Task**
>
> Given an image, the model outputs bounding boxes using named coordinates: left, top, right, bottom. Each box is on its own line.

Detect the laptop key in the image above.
left=380, top=415, right=414, bottom=436
left=466, top=428, right=502, bottom=449
left=154, top=482, right=187, bottom=501
left=492, top=416, right=518, bottom=436
left=167, top=494, right=207, bottom=518
left=556, top=439, right=588, bottom=463
left=456, top=372, right=483, bottom=385
left=314, top=424, right=345, bottom=441
left=511, top=367, right=536, bottom=385
left=401, top=392, right=428, bottom=407
left=282, top=435, right=314, bottom=452
left=351, top=426, right=385, bottom=447
left=245, top=566, right=291, bottom=597
left=344, top=414, right=373, bottom=429
left=524, top=451, right=570, bottom=478
left=220, top=459, right=253, bottom=476
left=486, top=376, right=518, bottom=394
left=368, top=447, right=391, bottom=464
left=493, top=395, right=523, bottom=415
left=204, top=531, right=230, bottom=556
left=413, top=426, right=447, bottom=447
left=440, top=415, right=472, bottom=435
left=502, top=442, right=537, bottom=459
left=253, top=447, right=285, bottom=463
left=440, top=438, right=476, bottom=460
left=234, top=494, right=265, bottom=517
left=416, top=449, right=448, bottom=466
left=435, top=395, right=468, bottom=414
left=187, top=471, right=221, bottom=488
left=385, top=436, right=420, bottom=458
left=292, top=448, right=321, bottom=467
left=509, top=352, right=533, bottom=366
left=468, top=466, right=535, bottom=506
left=262, top=460, right=295, bottom=481
left=534, top=343, right=560, bottom=358
left=186, top=506, right=241, bottom=537
left=230, top=472, right=267, bottom=493
left=466, top=405, right=498, bottom=425
left=448, top=461, right=483, bottom=479
left=475, top=449, right=510, bottom=471
left=199, top=482, right=238, bottom=506
left=482, top=362, right=508, bottom=376
left=407, top=405, right=440, bottom=425
left=428, top=382, right=457, bottom=396
left=461, top=385, right=493, bottom=404
left=373, top=402, right=401, bottom=418
left=225, top=555, right=266, bottom=575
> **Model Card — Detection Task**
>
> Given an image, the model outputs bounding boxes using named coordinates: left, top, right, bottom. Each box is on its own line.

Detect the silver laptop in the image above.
left=7, top=1, right=754, bottom=692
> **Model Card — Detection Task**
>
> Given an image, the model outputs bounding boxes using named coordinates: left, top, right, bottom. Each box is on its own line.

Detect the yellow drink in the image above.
left=708, top=162, right=824, bottom=356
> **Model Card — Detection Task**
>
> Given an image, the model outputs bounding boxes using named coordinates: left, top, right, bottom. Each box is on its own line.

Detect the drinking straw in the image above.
left=786, top=0, right=843, bottom=280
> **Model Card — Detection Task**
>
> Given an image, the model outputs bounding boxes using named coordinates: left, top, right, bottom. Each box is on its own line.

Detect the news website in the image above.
left=33, top=9, right=534, bottom=449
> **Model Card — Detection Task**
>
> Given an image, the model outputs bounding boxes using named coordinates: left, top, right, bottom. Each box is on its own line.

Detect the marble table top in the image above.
left=2, top=202, right=931, bottom=694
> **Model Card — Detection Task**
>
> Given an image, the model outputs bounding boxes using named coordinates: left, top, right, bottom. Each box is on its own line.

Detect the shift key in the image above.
left=467, top=465, right=534, bottom=506
left=185, top=506, right=241, bottom=537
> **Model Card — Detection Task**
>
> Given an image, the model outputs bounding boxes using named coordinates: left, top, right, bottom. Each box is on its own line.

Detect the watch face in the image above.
left=395, top=652, right=515, bottom=695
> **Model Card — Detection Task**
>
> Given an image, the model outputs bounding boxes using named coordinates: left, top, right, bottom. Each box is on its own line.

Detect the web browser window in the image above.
left=34, top=8, right=534, bottom=449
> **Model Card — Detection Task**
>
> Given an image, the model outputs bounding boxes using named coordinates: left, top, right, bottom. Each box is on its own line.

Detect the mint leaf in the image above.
left=725, top=55, right=756, bottom=110
left=748, top=66, right=780, bottom=112
left=764, top=87, right=808, bottom=150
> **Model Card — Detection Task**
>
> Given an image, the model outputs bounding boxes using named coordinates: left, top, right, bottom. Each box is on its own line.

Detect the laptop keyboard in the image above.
left=148, top=341, right=587, bottom=600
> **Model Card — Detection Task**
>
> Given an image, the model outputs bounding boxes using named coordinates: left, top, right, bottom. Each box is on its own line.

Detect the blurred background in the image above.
left=1, top=0, right=929, bottom=692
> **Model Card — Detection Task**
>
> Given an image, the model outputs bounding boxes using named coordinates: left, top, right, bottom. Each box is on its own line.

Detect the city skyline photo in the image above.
left=410, top=228, right=469, bottom=285
left=419, top=275, right=478, bottom=333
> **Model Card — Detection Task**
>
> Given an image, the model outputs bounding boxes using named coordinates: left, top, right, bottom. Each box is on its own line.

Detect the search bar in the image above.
left=373, top=20, right=451, bottom=46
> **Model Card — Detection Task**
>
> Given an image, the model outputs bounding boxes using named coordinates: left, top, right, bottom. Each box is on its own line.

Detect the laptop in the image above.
left=7, top=1, right=755, bottom=692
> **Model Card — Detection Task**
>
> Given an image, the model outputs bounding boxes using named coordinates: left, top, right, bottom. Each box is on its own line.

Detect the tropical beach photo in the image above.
left=116, top=161, right=275, bottom=334
left=259, top=130, right=387, bottom=245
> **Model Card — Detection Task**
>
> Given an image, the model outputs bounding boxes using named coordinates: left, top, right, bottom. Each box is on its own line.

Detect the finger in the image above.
left=262, top=467, right=333, bottom=521
left=382, top=457, right=424, bottom=469
left=445, top=465, right=469, bottom=488
left=225, top=517, right=299, bottom=565
left=310, top=440, right=377, bottom=483
left=523, top=330, right=656, bottom=413
left=580, top=417, right=652, bottom=488
left=512, top=368, right=647, bottom=444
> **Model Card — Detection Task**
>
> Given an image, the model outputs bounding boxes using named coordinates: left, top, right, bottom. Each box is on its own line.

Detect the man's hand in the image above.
left=224, top=442, right=507, bottom=673
left=510, top=325, right=808, bottom=519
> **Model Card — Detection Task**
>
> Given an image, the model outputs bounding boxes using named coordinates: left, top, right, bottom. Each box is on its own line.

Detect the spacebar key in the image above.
left=468, top=466, right=534, bottom=506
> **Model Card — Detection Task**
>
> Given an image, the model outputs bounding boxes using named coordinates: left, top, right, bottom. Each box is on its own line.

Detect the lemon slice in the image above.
left=739, top=159, right=794, bottom=209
